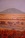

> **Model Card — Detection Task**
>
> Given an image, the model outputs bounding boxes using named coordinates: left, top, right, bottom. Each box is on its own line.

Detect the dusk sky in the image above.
left=0, top=0, right=25, bottom=12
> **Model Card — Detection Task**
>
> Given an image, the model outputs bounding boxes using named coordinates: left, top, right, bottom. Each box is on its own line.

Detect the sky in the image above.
left=0, top=0, right=25, bottom=12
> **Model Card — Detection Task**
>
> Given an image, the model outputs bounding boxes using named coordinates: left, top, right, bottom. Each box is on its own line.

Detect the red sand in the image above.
left=0, top=14, right=25, bottom=38
left=0, top=29, right=25, bottom=38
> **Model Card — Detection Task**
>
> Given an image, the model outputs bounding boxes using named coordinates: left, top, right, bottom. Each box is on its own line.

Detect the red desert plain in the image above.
left=0, top=14, right=25, bottom=38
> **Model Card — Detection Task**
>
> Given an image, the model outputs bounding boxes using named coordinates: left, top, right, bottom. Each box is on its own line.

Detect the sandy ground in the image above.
left=0, top=14, right=25, bottom=31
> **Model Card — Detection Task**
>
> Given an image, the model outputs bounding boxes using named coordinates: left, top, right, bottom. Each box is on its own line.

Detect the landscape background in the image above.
left=0, top=0, right=25, bottom=13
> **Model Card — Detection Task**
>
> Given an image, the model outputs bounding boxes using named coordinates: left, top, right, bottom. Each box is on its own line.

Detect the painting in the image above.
left=0, top=0, right=25, bottom=38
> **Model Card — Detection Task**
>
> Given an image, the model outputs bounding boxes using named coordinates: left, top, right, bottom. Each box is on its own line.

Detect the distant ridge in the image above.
left=0, top=8, right=25, bottom=14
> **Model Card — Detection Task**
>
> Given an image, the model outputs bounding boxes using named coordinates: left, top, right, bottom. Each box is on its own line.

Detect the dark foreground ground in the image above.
left=0, top=29, right=25, bottom=38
